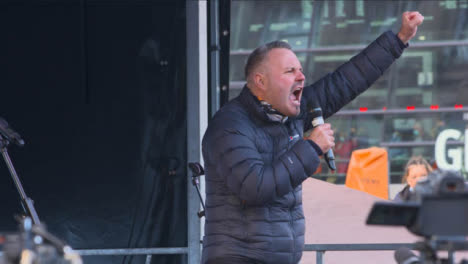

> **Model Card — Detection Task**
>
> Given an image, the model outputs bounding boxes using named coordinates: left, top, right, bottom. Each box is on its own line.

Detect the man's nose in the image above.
left=296, top=70, right=305, bottom=81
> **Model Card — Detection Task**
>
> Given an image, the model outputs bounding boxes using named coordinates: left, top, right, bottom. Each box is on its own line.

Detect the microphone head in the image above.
left=16, top=138, right=25, bottom=147
left=308, top=106, right=323, bottom=120
left=307, top=100, right=322, bottom=117
left=0, top=117, right=25, bottom=147
left=188, top=162, right=204, bottom=176
left=0, top=127, right=25, bottom=147
left=394, top=247, right=420, bottom=264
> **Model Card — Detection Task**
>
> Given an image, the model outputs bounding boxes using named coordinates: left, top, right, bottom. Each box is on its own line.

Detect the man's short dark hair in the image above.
left=244, top=40, right=292, bottom=80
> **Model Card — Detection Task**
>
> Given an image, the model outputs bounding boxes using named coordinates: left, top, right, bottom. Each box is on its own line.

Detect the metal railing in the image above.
left=75, top=247, right=188, bottom=264
left=304, top=243, right=415, bottom=264
left=71, top=243, right=415, bottom=264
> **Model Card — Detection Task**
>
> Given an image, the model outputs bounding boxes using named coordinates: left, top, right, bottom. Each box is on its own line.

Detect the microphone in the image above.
left=394, top=247, right=420, bottom=264
left=188, top=162, right=205, bottom=176
left=308, top=106, right=336, bottom=171
left=0, top=117, right=25, bottom=147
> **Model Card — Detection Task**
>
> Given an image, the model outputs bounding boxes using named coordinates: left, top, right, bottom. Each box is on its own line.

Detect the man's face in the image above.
left=262, top=48, right=305, bottom=117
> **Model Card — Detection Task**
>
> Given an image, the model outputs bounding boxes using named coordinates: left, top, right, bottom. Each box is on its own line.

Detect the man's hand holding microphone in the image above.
left=307, top=123, right=335, bottom=154
left=306, top=106, right=336, bottom=170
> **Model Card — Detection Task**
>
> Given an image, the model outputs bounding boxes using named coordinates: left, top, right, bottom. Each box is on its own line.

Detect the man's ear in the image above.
left=254, top=72, right=266, bottom=91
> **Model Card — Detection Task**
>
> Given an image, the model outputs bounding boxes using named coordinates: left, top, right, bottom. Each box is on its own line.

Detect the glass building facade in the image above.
left=229, top=0, right=468, bottom=185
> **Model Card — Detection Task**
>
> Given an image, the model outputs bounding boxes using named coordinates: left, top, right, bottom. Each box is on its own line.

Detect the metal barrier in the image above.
left=73, top=243, right=416, bottom=264
left=304, top=243, right=415, bottom=264
left=75, top=247, right=188, bottom=264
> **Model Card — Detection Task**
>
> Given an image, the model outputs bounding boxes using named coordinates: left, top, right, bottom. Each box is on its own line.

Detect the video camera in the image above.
left=366, top=169, right=468, bottom=264
left=0, top=218, right=82, bottom=264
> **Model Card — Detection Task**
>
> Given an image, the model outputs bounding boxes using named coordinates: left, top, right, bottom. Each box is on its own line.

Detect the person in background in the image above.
left=334, top=131, right=356, bottom=174
left=394, top=156, right=433, bottom=202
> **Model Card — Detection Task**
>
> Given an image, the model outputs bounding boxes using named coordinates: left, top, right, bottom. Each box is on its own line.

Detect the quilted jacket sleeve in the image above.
left=302, top=31, right=406, bottom=129
left=202, top=112, right=320, bottom=206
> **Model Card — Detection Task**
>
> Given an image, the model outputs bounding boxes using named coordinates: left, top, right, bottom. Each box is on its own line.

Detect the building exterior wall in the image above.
left=228, top=0, right=468, bottom=188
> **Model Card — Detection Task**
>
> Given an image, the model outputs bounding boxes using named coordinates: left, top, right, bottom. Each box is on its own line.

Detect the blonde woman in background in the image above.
left=394, top=156, right=433, bottom=201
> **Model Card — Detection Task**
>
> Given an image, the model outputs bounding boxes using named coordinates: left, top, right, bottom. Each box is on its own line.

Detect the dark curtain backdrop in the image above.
left=0, top=1, right=187, bottom=263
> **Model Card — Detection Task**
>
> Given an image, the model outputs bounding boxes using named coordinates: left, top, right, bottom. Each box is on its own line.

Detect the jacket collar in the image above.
left=238, top=85, right=288, bottom=123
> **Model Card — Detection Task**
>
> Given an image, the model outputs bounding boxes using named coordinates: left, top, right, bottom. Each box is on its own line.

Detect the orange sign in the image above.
left=345, top=147, right=389, bottom=200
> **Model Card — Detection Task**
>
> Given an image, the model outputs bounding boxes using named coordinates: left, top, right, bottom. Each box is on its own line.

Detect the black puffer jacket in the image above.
left=394, top=185, right=412, bottom=202
left=201, top=31, right=406, bottom=264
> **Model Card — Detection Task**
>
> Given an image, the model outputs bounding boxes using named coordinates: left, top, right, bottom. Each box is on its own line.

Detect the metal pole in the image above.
left=186, top=0, right=208, bottom=263
left=0, top=142, right=41, bottom=225
left=316, top=250, right=324, bottom=264
left=145, top=255, right=152, bottom=264
left=448, top=250, right=454, bottom=264
left=209, top=0, right=220, bottom=117
left=75, top=248, right=188, bottom=256
left=0, top=148, right=27, bottom=200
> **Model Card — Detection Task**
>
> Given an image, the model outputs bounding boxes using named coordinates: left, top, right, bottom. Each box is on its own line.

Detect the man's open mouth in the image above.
left=290, top=86, right=303, bottom=105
